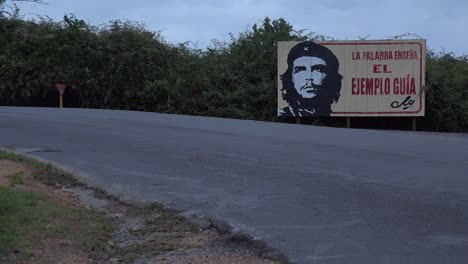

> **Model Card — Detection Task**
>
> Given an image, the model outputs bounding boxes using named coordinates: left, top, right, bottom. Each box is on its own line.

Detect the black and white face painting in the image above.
left=292, top=56, right=327, bottom=99
left=279, top=41, right=343, bottom=117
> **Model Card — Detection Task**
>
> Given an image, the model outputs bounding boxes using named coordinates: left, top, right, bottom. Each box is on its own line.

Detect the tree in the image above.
left=0, top=0, right=44, bottom=18
left=424, top=52, right=468, bottom=132
left=1, top=12, right=467, bottom=132
left=226, top=17, right=309, bottom=120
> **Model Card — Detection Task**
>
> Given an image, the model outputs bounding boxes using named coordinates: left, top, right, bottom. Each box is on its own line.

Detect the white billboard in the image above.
left=278, top=40, right=426, bottom=117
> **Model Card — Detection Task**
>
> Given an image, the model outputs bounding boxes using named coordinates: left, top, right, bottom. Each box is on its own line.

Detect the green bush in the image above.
left=1, top=12, right=467, bottom=132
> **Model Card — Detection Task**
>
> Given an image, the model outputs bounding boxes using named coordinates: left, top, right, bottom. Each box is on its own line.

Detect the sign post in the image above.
left=55, top=83, right=67, bottom=109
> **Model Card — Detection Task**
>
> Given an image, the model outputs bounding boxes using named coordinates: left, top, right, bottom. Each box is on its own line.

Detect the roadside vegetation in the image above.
left=0, top=150, right=112, bottom=263
left=0, top=150, right=282, bottom=263
left=1, top=0, right=467, bottom=132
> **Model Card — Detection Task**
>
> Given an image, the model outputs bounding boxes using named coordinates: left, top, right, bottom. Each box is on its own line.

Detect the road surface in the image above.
left=1, top=107, right=468, bottom=264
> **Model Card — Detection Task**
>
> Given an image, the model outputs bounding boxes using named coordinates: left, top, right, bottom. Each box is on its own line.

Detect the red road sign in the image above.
left=55, top=83, right=66, bottom=96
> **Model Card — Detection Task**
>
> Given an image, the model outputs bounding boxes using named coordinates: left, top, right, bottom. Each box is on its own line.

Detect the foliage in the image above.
left=424, top=52, right=468, bottom=132
left=0, top=11, right=467, bottom=132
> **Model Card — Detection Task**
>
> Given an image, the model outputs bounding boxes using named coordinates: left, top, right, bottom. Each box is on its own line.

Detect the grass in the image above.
left=0, top=150, right=28, bottom=162
left=32, top=163, right=78, bottom=187
left=0, top=149, right=78, bottom=187
left=0, top=186, right=41, bottom=254
left=8, top=172, right=25, bottom=185
left=129, top=202, right=196, bottom=233
left=0, top=149, right=114, bottom=261
left=0, top=186, right=113, bottom=260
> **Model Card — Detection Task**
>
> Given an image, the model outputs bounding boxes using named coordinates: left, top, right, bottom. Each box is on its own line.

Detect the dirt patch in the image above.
left=0, top=159, right=82, bottom=208
left=24, top=238, right=90, bottom=264
left=0, top=160, right=31, bottom=187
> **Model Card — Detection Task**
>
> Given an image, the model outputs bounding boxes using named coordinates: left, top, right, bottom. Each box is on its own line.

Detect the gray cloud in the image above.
left=18, top=0, right=468, bottom=55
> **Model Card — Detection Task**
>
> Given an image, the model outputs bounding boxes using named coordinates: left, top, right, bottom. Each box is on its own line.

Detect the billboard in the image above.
left=278, top=40, right=426, bottom=117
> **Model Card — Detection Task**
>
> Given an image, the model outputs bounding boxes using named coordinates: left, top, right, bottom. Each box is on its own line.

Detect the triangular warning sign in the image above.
left=55, top=83, right=66, bottom=96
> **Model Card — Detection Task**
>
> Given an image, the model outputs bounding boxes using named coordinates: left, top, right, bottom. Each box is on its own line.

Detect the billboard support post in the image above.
left=412, top=117, right=417, bottom=131
left=346, top=117, right=351, bottom=128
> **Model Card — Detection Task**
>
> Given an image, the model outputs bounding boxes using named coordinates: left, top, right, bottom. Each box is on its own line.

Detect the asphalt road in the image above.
left=1, top=107, right=468, bottom=264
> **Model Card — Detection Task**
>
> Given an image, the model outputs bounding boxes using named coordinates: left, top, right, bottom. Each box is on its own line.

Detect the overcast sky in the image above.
left=19, top=0, right=467, bottom=55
